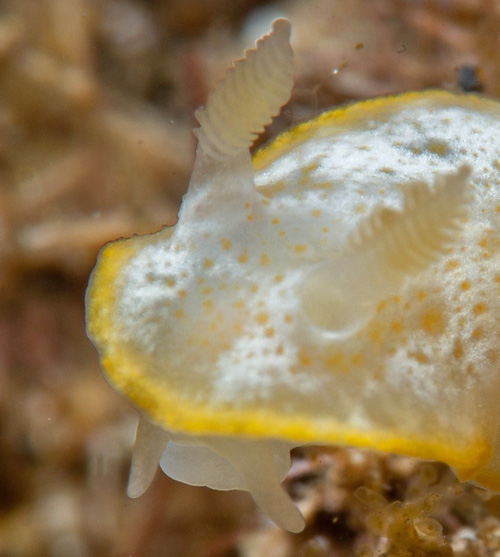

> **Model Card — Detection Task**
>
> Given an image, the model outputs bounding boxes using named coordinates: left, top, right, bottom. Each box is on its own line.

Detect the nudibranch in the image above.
left=86, top=18, right=500, bottom=532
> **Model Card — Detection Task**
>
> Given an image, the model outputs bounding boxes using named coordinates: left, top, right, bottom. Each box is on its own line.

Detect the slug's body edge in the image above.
left=253, top=89, right=500, bottom=172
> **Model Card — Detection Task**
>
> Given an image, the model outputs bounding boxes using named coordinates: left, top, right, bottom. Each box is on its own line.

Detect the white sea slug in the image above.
left=86, top=19, right=500, bottom=532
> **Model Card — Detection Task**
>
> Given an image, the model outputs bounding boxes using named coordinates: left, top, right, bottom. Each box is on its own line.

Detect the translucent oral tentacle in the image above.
left=159, top=440, right=246, bottom=490
left=127, top=415, right=169, bottom=498
left=206, top=437, right=305, bottom=533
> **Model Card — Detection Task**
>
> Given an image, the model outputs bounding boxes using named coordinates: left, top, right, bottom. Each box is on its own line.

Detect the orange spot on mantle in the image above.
left=420, top=307, right=445, bottom=335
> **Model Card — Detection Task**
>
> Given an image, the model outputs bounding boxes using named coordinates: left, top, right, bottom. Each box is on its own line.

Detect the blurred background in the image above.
left=1, top=0, right=500, bottom=555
